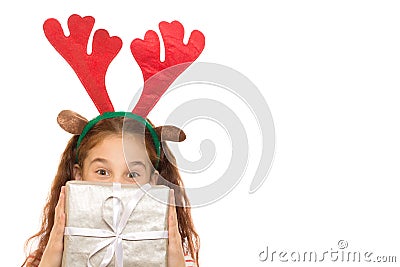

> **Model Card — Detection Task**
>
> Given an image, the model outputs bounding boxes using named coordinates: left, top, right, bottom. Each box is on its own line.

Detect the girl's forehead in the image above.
left=123, top=135, right=151, bottom=160
left=86, top=134, right=149, bottom=161
left=122, top=133, right=147, bottom=149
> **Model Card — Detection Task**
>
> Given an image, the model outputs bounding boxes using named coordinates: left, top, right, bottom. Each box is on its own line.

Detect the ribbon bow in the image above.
left=64, top=183, right=168, bottom=267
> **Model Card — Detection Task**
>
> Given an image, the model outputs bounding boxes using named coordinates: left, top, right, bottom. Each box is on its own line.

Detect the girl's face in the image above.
left=73, top=134, right=158, bottom=185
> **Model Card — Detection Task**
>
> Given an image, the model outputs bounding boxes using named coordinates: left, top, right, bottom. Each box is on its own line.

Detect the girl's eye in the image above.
left=96, top=169, right=109, bottom=176
left=128, top=172, right=140, bottom=178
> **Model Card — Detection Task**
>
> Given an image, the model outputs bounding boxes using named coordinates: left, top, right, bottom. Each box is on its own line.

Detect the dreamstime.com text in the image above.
left=259, top=240, right=397, bottom=263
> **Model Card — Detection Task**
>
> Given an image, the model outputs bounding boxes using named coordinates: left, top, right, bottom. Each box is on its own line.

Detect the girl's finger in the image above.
left=169, top=189, right=177, bottom=230
left=42, top=186, right=66, bottom=262
left=167, top=189, right=185, bottom=267
left=53, top=186, right=66, bottom=234
left=55, top=187, right=64, bottom=212
left=59, top=186, right=65, bottom=212
left=168, top=189, right=182, bottom=242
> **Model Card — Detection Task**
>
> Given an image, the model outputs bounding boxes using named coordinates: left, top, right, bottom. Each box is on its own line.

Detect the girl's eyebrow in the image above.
left=128, top=161, right=146, bottom=169
left=89, top=157, right=108, bottom=166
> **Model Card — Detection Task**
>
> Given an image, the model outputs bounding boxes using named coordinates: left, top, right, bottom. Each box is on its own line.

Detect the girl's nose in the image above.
left=112, top=175, right=125, bottom=184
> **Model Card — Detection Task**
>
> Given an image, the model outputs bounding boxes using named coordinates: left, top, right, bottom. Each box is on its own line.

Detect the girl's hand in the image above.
left=167, top=189, right=186, bottom=267
left=39, top=186, right=66, bottom=267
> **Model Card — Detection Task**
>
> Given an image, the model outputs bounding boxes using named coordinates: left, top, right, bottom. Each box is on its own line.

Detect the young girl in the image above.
left=22, top=14, right=205, bottom=267
left=22, top=116, right=199, bottom=267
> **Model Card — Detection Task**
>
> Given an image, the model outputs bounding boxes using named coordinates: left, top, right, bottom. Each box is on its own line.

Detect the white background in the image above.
left=2, top=1, right=400, bottom=266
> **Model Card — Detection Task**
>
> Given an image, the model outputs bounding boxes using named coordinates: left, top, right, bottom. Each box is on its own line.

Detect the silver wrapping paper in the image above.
left=62, top=181, right=169, bottom=267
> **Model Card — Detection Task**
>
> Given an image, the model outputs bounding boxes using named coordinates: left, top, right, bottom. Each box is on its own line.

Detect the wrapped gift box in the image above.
left=62, top=181, right=169, bottom=267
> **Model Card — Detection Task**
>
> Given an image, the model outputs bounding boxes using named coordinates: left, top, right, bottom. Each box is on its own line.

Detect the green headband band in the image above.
left=76, top=112, right=161, bottom=168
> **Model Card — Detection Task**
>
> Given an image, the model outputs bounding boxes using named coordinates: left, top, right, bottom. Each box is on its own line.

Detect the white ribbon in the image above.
left=64, top=183, right=168, bottom=267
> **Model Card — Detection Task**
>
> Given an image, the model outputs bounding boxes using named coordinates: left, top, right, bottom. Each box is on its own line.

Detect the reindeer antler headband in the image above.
left=43, top=14, right=205, bottom=166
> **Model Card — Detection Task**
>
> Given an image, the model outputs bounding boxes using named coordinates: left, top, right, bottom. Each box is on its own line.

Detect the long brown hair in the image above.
left=22, top=117, right=200, bottom=266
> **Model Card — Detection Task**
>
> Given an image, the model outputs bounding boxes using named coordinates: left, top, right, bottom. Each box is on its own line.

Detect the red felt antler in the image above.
left=130, top=21, right=205, bottom=117
left=43, top=14, right=122, bottom=114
